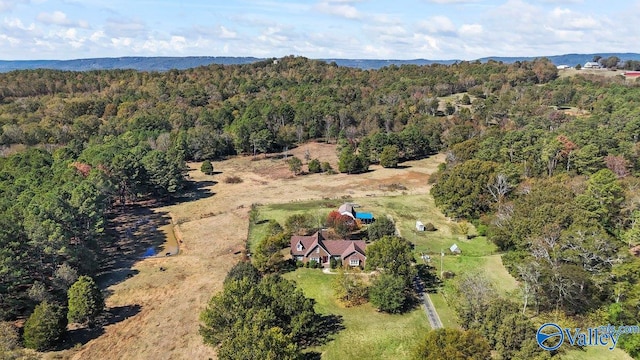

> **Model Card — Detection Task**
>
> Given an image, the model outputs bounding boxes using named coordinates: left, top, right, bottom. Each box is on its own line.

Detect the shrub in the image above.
left=296, top=260, right=304, bottom=268
left=330, top=257, right=338, bottom=269
left=0, top=321, right=20, bottom=353
left=23, top=301, right=67, bottom=351
left=308, top=158, right=321, bottom=173
left=424, top=222, right=436, bottom=231
left=67, top=275, right=104, bottom=326
left=200, top=160, right=214, bottom=175
left=321, top=162, right=332, bottom=173
left=380, top=145, right=400, bottom=168
left=309, top=260, right=319, bottom=269
left=224, top=175, right=243, bottom=184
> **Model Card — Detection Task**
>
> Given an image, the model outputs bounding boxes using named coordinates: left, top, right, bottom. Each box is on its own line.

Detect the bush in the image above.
left=67, top=275, right=104, bottom=326
left=424, top=222, right=436, bottom=231
left=321, top=162, right=332, bottom=173
left=0, top=321, right=20, bottom=353
left=476, top=224, right=488, bottom=236
left=368, top=216, right=396, bottom=241
left=23, top=301, right=67, bottom=351
left=296, top=260, right=304, bottom=268
left=224, top=175, right=243, bottom=184
left=308, top=158, right=321, bottom=173
left=200, top=160, right=214, bottom=175
left=309, top=260, right=319, bottom=269
left=329, top=257, right=338, bottom=269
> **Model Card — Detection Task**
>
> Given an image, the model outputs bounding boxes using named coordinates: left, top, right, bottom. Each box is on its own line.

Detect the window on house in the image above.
left=316, top=247, right=319, bottom=253
left=310, top=257, right=320, bottom=263
left=297, top=243, right=303, bottom=251
left=349, top=259, right=359, bottom=266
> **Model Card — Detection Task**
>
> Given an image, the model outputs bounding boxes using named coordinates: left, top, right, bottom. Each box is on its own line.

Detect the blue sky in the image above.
left=1, top=0, right=639, bottom=60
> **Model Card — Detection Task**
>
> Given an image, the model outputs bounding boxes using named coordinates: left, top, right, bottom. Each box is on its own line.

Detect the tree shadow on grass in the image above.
left=58, top=304, right=142, bottom=350
left=307, top=314, right=345, bottom=347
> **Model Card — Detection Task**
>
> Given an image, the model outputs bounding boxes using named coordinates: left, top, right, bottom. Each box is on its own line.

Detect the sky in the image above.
left=1, top=0, right=639, bottom=61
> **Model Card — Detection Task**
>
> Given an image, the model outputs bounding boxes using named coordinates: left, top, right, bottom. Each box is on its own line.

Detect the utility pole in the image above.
left=440, top=248, right=444, bottom=277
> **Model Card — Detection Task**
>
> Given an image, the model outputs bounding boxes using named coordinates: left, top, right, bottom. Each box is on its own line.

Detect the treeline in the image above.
left=430, top=70, right=640, bottom=356
left=0, top=132, right=187, bottom=321
left=1, top=56, right=558, bottom=161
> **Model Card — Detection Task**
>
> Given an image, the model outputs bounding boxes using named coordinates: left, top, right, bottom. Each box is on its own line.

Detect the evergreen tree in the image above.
left=23, top=301, right=67, bottom=351
left=67, top=275, right=104, bottom=326
left=200, top=160, right=214, bottom=175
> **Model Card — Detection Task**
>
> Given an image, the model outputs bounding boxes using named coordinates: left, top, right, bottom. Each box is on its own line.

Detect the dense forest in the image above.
left=1, top=55, right=640, bottom=356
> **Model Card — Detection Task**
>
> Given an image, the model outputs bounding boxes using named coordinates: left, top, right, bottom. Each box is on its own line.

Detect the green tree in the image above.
left=287, top=156, right=302, bottom=175
left=23, top=301, right=67, bottom=351
left=308, top=158, right=321, bottom=173
left=284, top=213, right=315, bottom=235
left=365, top=236, right=415, bottom=281
left=575, top=169, right=624, bottom=230
left=218, top=322, right=300, bottom=360
left=369, top=273, right=407, bottom=313
left=412, top=328, right=491, bottom=360
left=495, top=313, right=538, bottom=360
left=332, top=266, right=368, bottom=306
left=200, top=160, right=214, bottom=175
left=224, top=262, right=261, bottom=286
left=380, top=145, right=400, bottom=168
left=431, top=160, right=498, bottom=219
left=367, top=216, right=396, bottom=241
left=67, top=275, right=104, bottom=326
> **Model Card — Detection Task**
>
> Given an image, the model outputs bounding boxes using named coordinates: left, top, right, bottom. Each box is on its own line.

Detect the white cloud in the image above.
left=0, top=0, right=28, bottom=13
left=418, top=16, right=457, bottom=35
left=459, top=24, right=483, bottom=36
left=0, top=33, right=20, bottom=45
left=314, top=1, right=361, bottom=19
left=219, top=25, right=237, bottom=39
left=37, top=11, right=73, bottom=26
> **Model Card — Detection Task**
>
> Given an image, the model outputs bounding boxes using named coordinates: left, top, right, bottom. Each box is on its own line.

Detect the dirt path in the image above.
left=68, top=145, right=445, bottom=360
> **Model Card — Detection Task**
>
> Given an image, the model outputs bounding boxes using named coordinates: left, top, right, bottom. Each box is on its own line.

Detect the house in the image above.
left=290, top=231, right=367, bottom=267
left=449, top=244, right=461, bottom=254
left=556, top=65, right=570, bottom=70
left=416, top=221, right=425, bottom=231
left=583, top=62, right=601, bottom=69
left=338, top=203, right=375, bottom=224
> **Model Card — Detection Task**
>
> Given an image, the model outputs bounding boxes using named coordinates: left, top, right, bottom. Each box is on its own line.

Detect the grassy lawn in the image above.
left=284, top=268, right=430, bottom=360
left=252, top=194, right=520, bottom=337
left=428, top=292, right=459, bottom=328
left=562, top=346, right=633, bottom=360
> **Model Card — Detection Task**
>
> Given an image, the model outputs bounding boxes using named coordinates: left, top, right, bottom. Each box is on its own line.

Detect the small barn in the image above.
left=416, top=221, right=425, bottom=231
left=450, top=244, right=461, bottom=254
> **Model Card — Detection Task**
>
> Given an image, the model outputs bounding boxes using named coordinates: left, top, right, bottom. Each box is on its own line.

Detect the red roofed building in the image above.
left=290, top=231, right=366, bottom=267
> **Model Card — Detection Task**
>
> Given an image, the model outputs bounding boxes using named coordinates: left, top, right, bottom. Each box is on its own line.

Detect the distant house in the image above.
left=624, top=71, right=640, bottom=78
left=557, top=65, right=570, bottom=70
left=416, top=221, right=425, bottom=231
left=583, top=62, right=601, bottom=69
left=290, top=231, right=367, bottom=267
left=449, top=244, right=461, bottom=254
left=338, top=203, right=375, bottom=224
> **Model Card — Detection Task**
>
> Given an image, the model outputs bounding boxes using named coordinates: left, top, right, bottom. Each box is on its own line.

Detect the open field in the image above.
left=60, top=143, right=446, bottom=360
left=284, top=268, right=430, bottom=360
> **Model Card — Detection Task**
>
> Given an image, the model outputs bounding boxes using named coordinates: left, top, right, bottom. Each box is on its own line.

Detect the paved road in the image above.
left=414, top=276, right=443, bottom=329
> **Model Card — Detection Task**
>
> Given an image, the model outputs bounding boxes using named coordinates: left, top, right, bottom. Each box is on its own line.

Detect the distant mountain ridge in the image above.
left=1, top=53, right=639, bottom=72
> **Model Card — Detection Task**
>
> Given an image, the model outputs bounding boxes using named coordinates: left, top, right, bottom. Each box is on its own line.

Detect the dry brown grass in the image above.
left=64, top=143, right=444, bottom=360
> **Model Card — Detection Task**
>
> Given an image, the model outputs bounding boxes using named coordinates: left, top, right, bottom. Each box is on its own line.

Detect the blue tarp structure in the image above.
left=355, top=212, right=374, bottom=224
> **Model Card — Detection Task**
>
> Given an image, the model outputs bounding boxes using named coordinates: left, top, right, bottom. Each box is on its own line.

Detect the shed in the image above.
left=416, top=221, right=425, bottom=231
left=449, top=244, right=461, bottom=254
